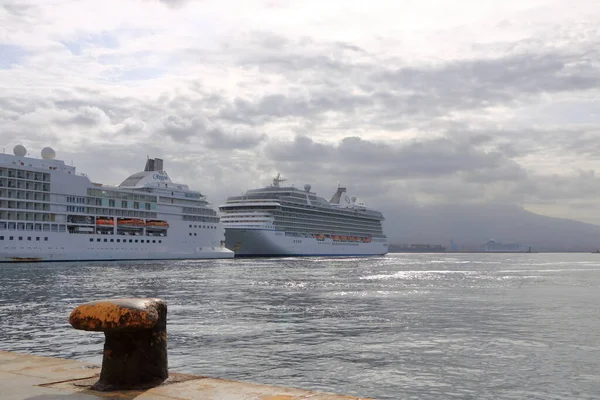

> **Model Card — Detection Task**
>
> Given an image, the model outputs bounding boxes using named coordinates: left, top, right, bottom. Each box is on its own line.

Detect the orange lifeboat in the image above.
left=118, top=219, right=145, bottom=226
left=146, top=220, right=169, bottom=228
left=96, top=218, right=114, bottom=226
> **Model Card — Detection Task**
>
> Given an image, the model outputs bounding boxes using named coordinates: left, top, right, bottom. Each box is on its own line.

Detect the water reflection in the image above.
left=1, top=254, right=600, bottom=399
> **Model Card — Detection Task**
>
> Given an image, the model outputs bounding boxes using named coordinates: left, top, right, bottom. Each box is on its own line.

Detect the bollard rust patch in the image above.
left=69, top=298, right=160, bottom=331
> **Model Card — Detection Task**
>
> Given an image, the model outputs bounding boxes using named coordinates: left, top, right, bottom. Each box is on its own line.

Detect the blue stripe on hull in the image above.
left=234, top=253, right=388, bottom=258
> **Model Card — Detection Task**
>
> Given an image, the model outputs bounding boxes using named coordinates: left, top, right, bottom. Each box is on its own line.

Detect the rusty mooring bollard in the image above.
left=68, top=298, right=168, bottom=391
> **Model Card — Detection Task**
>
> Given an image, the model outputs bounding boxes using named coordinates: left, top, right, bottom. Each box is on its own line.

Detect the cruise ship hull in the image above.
left=1, top=229, right=233, bottom=262
left=225, top=229, right=388, bottom=257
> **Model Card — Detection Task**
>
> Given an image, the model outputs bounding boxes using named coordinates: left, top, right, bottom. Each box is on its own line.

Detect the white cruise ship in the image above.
left=0, top=145, right=234, bottom=262
left=481, top=239, right=525, bottom=252
left=219, top=175, right=388, bottom=257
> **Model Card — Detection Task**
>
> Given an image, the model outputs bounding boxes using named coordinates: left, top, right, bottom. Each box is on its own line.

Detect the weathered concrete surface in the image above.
left=0, top=350, right=101, bottom=399
left=0, top=351, right=372, bottom=400
left=69, top=298, right=168, bottom=391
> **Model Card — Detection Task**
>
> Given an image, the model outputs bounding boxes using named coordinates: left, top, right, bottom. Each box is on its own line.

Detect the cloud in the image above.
left=227, top=42, right=600, bottom=126
left=266, top=135, right=526, bottom=182
left=158, top=113, right=266, bottom=148
left=161, top=114, right=205, bottom=142
left=204, top=126, right=267, bottom=149
left=0, top=2, right=33, bottom=17
left=1, top=0, right=600, bottom=231
left=154, top=0, right=190, bottom=8
left=0, top=44, right=28, bottom=69
left=380, top=51, right=600, bottom=96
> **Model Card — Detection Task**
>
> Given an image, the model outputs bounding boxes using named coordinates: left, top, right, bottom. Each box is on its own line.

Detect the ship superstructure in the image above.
left=219, top=174, right=388, bottom=256
left=0, top=145, right=233, bottom=262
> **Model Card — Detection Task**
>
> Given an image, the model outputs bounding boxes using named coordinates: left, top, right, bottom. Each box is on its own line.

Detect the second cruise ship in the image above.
left=219, top=175, right=388, bottom=256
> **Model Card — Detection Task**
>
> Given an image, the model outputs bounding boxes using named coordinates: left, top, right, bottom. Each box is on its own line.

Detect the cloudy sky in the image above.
left=1, top=0, right=600, bottom=227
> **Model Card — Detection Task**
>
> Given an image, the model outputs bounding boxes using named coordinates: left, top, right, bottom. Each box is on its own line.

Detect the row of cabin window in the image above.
left=66, top=197, right=153, bottom=209
left=0, top=169, right=50, bottom=181
left=89, top=238, right=163, bottom=244
left=0, top=222, right=65, bottom=231
left=0, top=191, right=50, bottom=200
left=0, top=236, right=48, bottom=241
left=87, top=188, right=156, bottom=203
left=189, top=224, right=217, bottom=229
left=183, top=215, right=220, bottom=222
left=66, top=196, right=86, bottom=204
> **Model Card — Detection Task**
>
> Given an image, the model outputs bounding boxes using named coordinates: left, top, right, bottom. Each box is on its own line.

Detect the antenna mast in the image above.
left=272, top=173, right=286, bottom=187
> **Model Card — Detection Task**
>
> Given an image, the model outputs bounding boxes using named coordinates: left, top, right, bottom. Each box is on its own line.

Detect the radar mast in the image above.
left=272, top=173, right=286, bottom=187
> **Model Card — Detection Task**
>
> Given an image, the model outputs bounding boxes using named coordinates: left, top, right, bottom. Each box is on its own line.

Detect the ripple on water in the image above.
left=1, top=253, right=600, bottom=399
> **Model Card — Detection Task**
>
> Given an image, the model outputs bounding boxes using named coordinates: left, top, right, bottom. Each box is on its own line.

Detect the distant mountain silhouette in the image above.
left=382, top=203, right=600, bottom=252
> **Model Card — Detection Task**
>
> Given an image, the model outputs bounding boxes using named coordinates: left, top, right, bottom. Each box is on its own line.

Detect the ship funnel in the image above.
left=144, top=158, right=164, bottom=172
left=145, top=158, right=155, bottom=171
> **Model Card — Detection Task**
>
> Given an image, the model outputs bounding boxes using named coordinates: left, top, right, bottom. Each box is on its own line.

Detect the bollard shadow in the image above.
left=30, top=372, right=201, bottom=399
left=24, top=390, right=150, bottom=399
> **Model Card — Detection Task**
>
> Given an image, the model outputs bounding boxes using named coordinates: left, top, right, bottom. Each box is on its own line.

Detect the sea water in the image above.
left=1, top=253, right=599, bottom=399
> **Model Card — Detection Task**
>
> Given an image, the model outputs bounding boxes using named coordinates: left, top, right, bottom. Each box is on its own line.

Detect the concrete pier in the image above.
left=0, top=350, right=371, bottom=400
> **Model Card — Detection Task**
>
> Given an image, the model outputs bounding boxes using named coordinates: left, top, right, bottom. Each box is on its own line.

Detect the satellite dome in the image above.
left=13, top=144, right=26, bottom=157
left=351, top=196, right=357, bottom=202
left=304, top=184, right=311, bottom=192
left=41, top=147, right=56, bottom=160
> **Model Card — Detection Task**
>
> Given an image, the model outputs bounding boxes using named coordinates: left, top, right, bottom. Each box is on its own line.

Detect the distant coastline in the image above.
left=387, top=243, right=600, bottom=253
left=388, top=249, right=600, bottom=254
left=388, top=244, right=446, bottom=253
